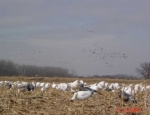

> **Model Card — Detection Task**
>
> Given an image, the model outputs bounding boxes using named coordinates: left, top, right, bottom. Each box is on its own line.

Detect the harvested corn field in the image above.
left=0, top=77, right=150, bottom=115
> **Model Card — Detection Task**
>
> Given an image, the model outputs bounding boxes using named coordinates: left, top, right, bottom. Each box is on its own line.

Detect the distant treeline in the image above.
left=0, top=59, right=70, bottom=77
left=87, top=74, right=141, bottom=79
left=0, top=59, right=142, bottom=79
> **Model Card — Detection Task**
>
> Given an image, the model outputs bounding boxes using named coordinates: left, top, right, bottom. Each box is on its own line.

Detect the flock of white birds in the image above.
left=0, top=80, right=149, bottom=102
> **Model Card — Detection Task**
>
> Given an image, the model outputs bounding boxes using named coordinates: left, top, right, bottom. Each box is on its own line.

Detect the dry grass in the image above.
left=0, top=76, right=150, bottom=115
left=0, top=76, right=149, bottom=84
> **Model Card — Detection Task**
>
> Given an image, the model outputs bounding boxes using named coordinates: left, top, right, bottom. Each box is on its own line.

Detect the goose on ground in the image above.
left=70, top=89, right=97, bottom=112
left=18, top=85, right=27, bottom=93
left=70, top=89, right=97, bottom=101
left=26, top=83, right=35, bottom=91
left=79, top=84, right=95, bottom=91
left=118, top=91, right=137, bottom=103
left=5, top=82, right=12, bottom=89
left=68, top=80, right=80, bottom=93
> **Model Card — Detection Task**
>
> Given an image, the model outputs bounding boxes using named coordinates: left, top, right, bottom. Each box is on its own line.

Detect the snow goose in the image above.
left=97, top=81, right=105, bottom=89
left=70, top=89, right=97, bottom=112
left=52, top=82, right=57, bottom=88
left=68, top=80, right=80, bottom=92
left=88, top=83, right=99, bottom=91
left=45, top=83, right=50, bottom=89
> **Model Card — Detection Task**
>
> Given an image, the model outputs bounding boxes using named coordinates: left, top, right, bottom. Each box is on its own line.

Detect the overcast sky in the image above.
left=0, top=0, right=150, bottom=76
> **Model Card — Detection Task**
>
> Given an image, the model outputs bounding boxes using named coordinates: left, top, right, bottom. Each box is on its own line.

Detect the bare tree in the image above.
left=136, top=62, right=150, bottom=79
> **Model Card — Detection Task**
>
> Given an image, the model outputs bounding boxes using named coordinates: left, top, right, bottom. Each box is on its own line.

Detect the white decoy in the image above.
left=88, top=84, right=99, bottom=91
left=134, top=83, right=143, bottom=93
left=36, top=82, right=40, bottom=87
left=121, top=84, right=127, bottom=91
left=146, top=86, right=150, bottom=91
left=39, top=82, right=45, bottom=87
left=22, top=81, right=27, bottom=85
left=45, top=83, right=50, bottom=88
left=140, top=86, right=145, bottom=92
left=113, top=83, right=120, bottom=90
left=104, top=82, right=109, bottom=89
left=0, top=81, right=4, bottom=86
left=79, top=80, right=86, bottom=86
left=52, top=82, right=57, bottom=88
left=32, top=82, right=36, bottom=87
left=56, top=83, right=69, bottom=91
left=71, top=91, right=95, bottom=101
left=68, top=80, right=80, bottom=92
left=41, top=87, right=47, bottom=92
left=97, top=81, right=105, bottom=89
left=108, top=83, right=114, bottom=90
left=124, top=85, right=133, bottom=95
left=70, top=89, right=97, bottom=112
left=79, top=80, right=84, bottom=84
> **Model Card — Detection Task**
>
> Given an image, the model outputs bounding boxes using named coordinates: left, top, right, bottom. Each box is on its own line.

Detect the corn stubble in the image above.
left=0, top=78, right=150, bottom=115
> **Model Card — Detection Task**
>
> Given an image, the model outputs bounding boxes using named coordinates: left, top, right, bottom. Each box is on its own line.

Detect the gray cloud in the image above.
left=0, top=0, right=150, bottom=76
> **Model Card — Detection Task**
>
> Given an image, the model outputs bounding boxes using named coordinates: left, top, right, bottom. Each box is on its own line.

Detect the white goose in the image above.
left=97, top=81, right=105, bottom=89
left=52, top=82, right=57, bottom=88
left=70, top=89, right=97, bottom=112
left=71, top=90, right=95, bottom=101
left=124, top=84, right=134, bottom=95
left=88, top=83, right=99, bottom=91
left=68, top=80, right=80, bottom=92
